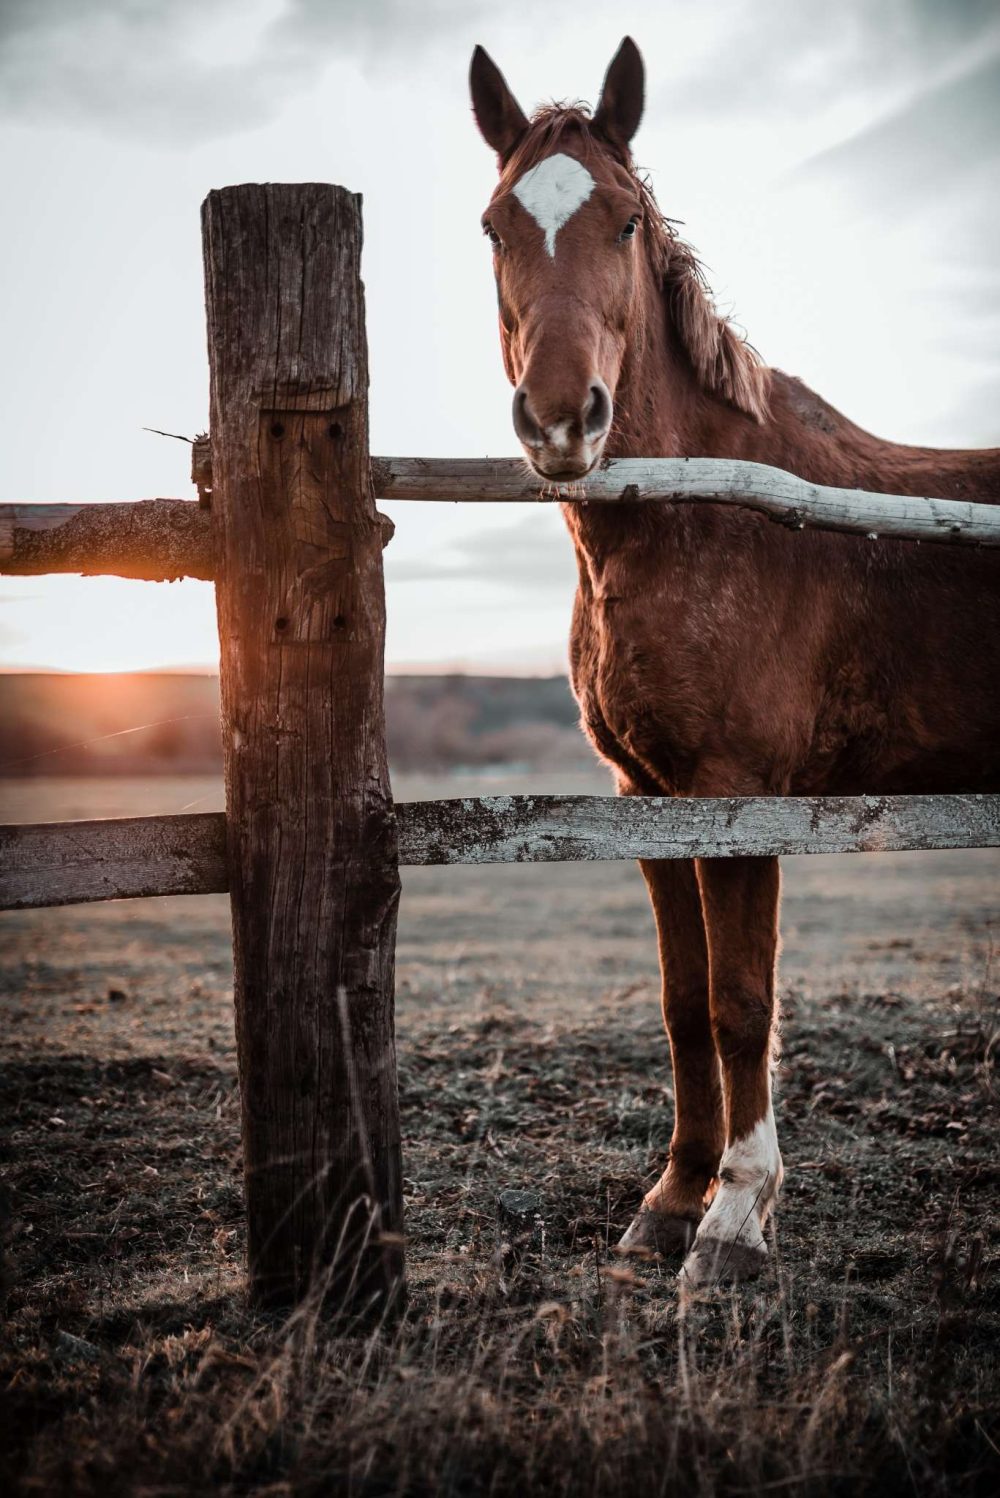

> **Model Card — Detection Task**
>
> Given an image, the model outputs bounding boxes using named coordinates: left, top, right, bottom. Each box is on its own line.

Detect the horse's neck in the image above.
left=570, top=293, right=998, bottom=571
left=563, top=267, right=1000, bottom=574
left=564, top=364, right=998, bottom=586
left=725, top=372, right=996, bottom=499
left=611, top=310, right=981, bottom=492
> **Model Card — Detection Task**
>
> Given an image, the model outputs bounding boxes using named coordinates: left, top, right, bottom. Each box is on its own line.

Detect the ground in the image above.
left=1, top=772, right=998, bottom=1496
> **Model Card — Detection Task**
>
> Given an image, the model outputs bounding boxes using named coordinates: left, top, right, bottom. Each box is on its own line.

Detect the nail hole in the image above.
left=275, top=616, right=289, bottom=632
left=333, top=614, right=347, bottom=629
left=328, top=421, right=343, bottom=440
left=270, top=421, right=285, bottom=438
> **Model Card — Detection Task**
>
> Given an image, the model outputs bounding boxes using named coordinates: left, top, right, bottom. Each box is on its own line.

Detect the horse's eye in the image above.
left=484, top=223, right=501, bottom=248
left=620, top=216, right=640, bottom=242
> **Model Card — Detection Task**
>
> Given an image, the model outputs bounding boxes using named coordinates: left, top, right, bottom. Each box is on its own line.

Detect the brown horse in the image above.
left=469, top=38, right=1000, bottom=1286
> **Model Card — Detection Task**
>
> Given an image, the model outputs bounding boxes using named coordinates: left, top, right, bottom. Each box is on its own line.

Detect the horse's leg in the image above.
left=618, top=856, right=725, bottom=1256
left=680, top=855, right=783, bottom=1288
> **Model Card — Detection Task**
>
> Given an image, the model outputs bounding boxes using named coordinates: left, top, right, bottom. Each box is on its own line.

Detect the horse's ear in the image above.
left=470, top=46, right=529, bottom=163
left=593, top=36, right=644, bottom=148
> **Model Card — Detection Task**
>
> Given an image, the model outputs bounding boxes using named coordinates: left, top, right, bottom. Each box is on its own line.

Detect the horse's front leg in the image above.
left=618, top=856, right=726, bottom=1256
left=680, top=854, right=784, bottom=1288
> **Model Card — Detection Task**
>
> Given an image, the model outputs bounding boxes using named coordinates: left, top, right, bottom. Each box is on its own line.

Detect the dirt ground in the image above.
left=1, top=772, right=998, bottom=1496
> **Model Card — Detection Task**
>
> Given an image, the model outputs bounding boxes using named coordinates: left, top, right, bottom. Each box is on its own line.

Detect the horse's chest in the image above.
left=570, top=591, right=705, bottom=790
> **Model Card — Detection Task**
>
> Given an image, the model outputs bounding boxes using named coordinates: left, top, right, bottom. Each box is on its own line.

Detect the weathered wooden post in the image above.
left=202, top=184, right=403, bottom=1308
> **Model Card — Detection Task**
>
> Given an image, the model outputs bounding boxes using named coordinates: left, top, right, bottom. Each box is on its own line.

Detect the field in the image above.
left=2, top=773, right=999, bottom=1496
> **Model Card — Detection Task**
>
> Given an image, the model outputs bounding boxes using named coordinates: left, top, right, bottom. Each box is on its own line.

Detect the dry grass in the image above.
left=3, top=997, right=998, bottom=1498
left=4, top=1232, right=996, bottom=1498
left=2, top=776, right=999, bottom=1495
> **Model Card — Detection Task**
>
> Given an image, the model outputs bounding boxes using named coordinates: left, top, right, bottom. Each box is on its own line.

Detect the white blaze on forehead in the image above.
left=512, top=152, right=595, bottom=258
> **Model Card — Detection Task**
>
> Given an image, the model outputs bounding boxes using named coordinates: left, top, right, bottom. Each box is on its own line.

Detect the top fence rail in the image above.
left=2, top=456, right=999, bottom=580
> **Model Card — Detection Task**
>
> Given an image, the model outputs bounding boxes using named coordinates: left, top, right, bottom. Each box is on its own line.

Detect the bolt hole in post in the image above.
left=274, top=617, right=289, bottom=633
left=329, top=421, right=344, bottom=440
left=270, top=420, right=285, bottom=439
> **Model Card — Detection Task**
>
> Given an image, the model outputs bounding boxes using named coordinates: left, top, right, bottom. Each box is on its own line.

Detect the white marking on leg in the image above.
left=706, top=1109, right=782, bottom=1244
left=512, top=152, right=595, bottom=258
left=680, top=1103, right=783, bottom=1286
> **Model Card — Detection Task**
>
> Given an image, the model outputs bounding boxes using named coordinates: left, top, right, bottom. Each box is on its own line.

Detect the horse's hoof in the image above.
left=678, top=1234, right=768, bottom=1290
left=617, top=1207, right=699, bottom=1259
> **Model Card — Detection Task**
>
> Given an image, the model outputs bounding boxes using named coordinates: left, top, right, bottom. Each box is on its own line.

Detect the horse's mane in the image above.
left=501, top=107, right=769, bottom=425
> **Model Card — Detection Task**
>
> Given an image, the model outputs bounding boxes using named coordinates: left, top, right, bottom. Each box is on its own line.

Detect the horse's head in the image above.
left=471, top=39, right=646, bottom=481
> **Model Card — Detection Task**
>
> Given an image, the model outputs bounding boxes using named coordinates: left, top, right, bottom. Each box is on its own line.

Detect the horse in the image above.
left=468, top=37, right=1000, bottom=1287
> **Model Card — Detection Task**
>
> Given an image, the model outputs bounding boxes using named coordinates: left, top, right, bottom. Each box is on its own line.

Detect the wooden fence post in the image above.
left=201, top=184, right=403, bottom=1308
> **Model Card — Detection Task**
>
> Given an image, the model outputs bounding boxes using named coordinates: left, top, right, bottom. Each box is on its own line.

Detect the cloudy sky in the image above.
left=1, top=0, right=998, bottom=673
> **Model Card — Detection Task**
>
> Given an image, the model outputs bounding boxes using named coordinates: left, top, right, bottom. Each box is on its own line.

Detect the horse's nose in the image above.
left=512, top=385, right=545, bottom=449
left=583, top=379, right=612, bottom=442
left=512, top=378, right=613, bottom=454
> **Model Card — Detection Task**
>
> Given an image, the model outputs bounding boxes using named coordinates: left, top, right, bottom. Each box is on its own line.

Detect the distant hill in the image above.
left=0, top=673, right=591, bottom=776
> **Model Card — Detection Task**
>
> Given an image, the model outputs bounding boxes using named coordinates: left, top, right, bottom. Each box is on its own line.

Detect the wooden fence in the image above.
left=2, top=183, right=999, bottom=1311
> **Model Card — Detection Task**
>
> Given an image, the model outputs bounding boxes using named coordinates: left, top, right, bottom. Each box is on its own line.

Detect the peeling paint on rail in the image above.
left=2, top=793, right=998, bottom=910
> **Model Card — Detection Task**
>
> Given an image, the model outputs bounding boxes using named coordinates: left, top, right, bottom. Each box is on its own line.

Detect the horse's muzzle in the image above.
left=512, top=377, right=612, bottom=481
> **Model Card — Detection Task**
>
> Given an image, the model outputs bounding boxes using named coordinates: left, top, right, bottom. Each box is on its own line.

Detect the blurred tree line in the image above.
left=0, top=673, right=590, bottom=776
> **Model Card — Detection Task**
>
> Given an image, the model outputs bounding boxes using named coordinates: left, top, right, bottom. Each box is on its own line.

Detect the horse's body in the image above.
left=470, top=40, right=1000, bottom=1285
left=569, top=373, right=1000, bottom=805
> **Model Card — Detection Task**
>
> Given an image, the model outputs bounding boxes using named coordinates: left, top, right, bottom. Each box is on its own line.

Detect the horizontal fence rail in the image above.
left=3, top=457, right=999, bottom=579
left=1, top=813, right=228, bottom=908
left=3, top=793, right=998, bottom=910
left=395, top=791, right=1000, bottom=864
left=0, top=500, right=215, bottom=581
left=375, top=458, right=1000, bottom=546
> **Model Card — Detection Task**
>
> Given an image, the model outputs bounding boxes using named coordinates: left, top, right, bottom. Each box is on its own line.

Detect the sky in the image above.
left=1, top=0, right=998, bottom=674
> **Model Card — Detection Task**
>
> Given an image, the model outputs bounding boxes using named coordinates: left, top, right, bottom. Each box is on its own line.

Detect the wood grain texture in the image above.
left=374, top=456, right=1000, bottom=546
left=202, top=184, right=403, bottom=1309
left=4, top=794, right=997, bottom=912
left=396, top=793, right=1000, bottom=862
left=0, top=499, right=394, bottom=577
left=0, top=500, right=214, bottom=580
left=0, top=814, right=227, bottom=909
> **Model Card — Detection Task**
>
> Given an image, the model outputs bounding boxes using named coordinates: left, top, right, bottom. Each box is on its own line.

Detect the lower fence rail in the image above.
left=2, top=792, right=998, bottom=911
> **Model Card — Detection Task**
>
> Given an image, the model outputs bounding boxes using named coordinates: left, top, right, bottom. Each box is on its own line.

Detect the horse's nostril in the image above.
left=512, top=386, right=545, bottom=448
left=584, top=381, right=612, bottom=441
